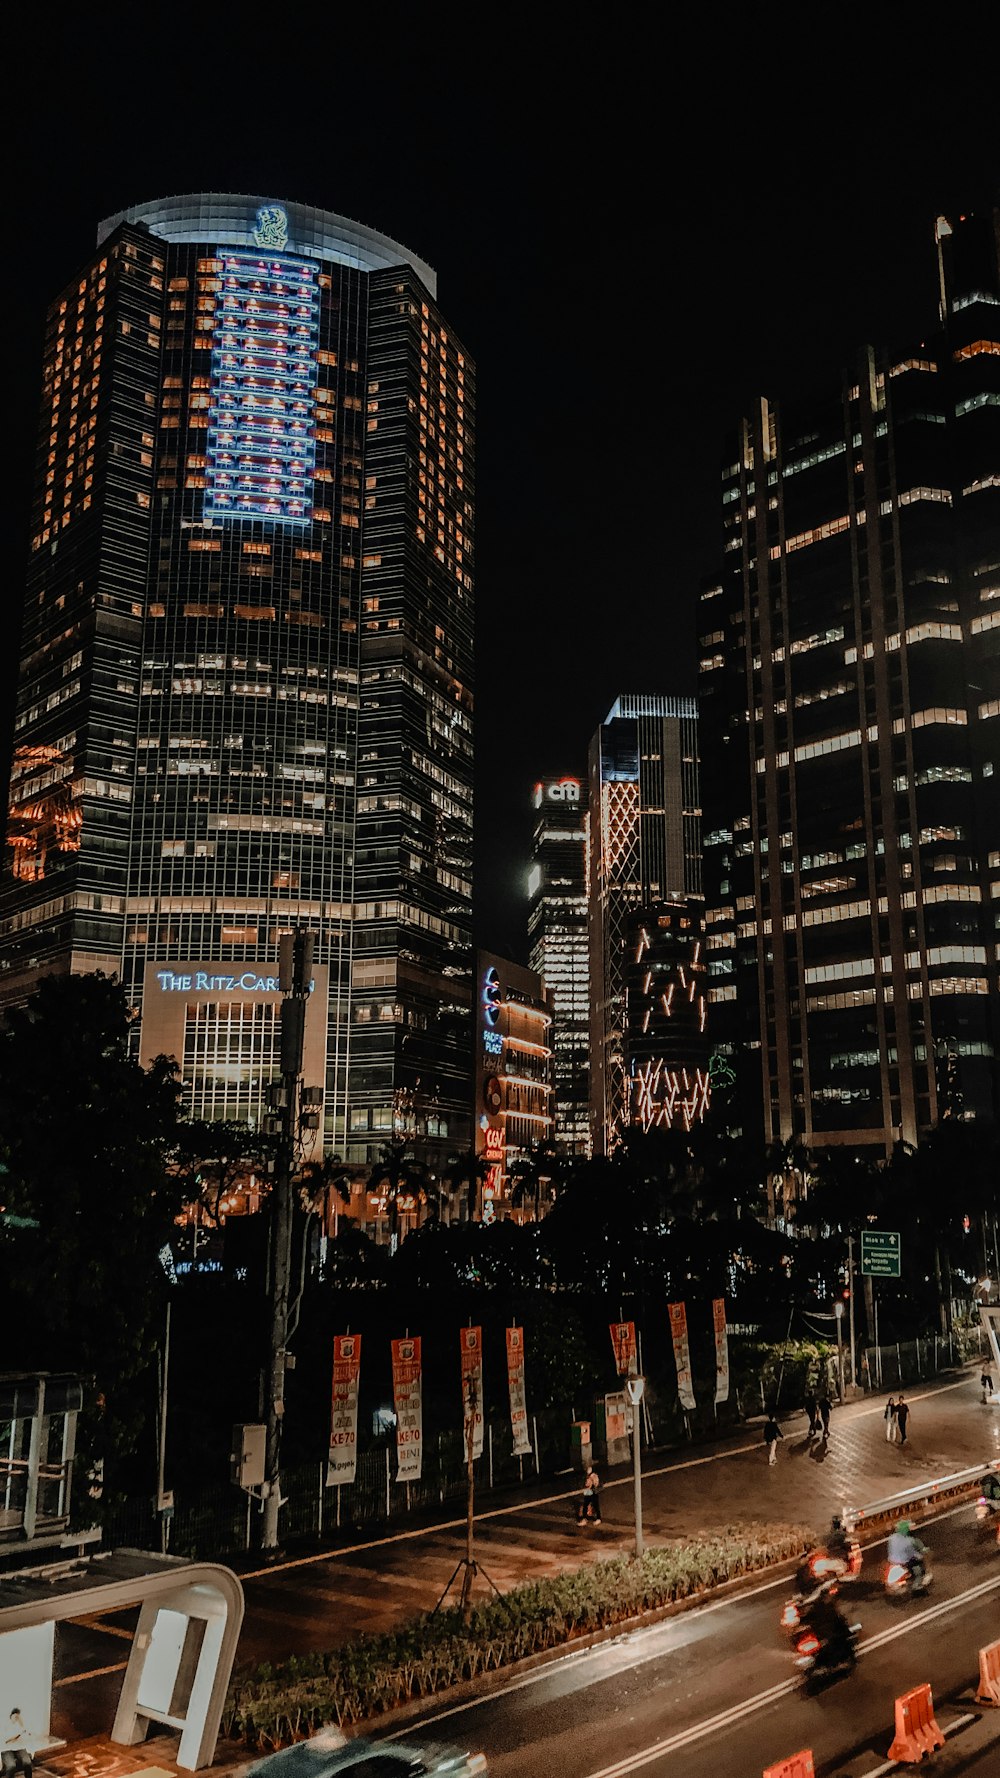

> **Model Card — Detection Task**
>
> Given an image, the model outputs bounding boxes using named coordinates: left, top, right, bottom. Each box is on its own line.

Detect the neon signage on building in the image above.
left=533, top=776, right=581, bottom=808
left=482, top=966, right=502, bottom=1027
left=155, top=969, right=314, bottom=994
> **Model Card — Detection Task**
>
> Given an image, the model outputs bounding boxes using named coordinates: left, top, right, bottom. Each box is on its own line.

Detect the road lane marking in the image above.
left=71, top=1613, right=134, bottom=1640
left=575, top=1572, right=1000, bottom=1777
left=243, top=1374, right=974, bottom=1581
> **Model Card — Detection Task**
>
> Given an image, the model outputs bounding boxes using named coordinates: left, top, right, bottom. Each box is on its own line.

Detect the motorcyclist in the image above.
left=887, top=1518, right=926, bottom=1588
left=827, top=1513, right=851, bottom=1562
left=795, top=1544, right=826, bottom=1600
left=801, top=1579, right=854, bottom=1667
left=980, top=1472, right=1000, bottom=1506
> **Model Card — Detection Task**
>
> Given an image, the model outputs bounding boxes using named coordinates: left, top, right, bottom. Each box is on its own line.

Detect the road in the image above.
left=382, top=1503, right=1000, bottom=1777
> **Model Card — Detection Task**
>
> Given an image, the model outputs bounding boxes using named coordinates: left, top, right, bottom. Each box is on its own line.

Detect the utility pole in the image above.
left=834, top=1300, right=846, bottom=1403
left=261, top=928, right=314, bottom=1551
left=848, top=1232, right=857, bottom=1391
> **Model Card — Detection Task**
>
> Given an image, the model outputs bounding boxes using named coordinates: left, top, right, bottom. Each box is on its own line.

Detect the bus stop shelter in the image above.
left=0, top=1550, right=244, bottom=1772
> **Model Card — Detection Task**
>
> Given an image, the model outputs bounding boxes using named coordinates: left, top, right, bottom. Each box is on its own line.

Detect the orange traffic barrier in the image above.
left=887, top=1683, right=946, bottom=1762
left=763, top=1753, right=814, bottom=1778
left=975, top=1638, right=1000, bottom=1706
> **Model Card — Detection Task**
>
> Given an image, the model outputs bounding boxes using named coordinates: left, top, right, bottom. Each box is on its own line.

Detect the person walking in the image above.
left=819, top=1393, right=832, bottom=1439
left=895, top=1393, right=910, bottom=1446
left=577, top=1464, right=602, bottom=1524
left=804, top=1390, right=819, bottom=1438
left=884, top=1395, right=898, bottom=1441
left=764, top=1413, right=783, bottom=1465
left=981, top=1366, right=994, bottom=1404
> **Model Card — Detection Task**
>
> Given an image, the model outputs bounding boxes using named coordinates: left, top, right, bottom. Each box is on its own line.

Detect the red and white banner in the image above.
left=506, top=1326, right=532, bottom=1456
left=328, top=1332, right=362, bottom=1485
left=392, top=1335, right=423, bottom=1482
left=460, top=1325, right=485, bottom=1459
left=668, top=1302, right=696, bottom=1411
left=712, top=1298, right=730, bottom=1404
left=609, top=1320, right=638, bottom=1378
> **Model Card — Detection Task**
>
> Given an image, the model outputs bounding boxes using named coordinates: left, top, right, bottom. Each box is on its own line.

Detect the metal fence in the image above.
left=103, top=1403, right=580, bottom=1561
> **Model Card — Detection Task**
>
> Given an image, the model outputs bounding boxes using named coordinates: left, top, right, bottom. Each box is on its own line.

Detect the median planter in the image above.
left=224, top=1521, right=810, bottom=1746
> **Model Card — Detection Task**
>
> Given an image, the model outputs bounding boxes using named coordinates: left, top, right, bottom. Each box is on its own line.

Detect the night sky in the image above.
left=3, top=23, right=997, bottom=963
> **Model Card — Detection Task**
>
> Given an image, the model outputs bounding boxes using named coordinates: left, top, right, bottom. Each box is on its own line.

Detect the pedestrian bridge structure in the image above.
left=0, top=1550, right=244, bottom=1771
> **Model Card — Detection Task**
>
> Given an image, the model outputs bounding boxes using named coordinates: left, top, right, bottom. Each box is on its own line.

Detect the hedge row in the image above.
left=224, top=1522, right=810, bottom=1746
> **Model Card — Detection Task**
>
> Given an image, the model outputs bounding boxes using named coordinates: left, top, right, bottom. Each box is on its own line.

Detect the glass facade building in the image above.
left=1, top=194, right=475, bottom=1173
left=587, top=694, right=706, bottom=1153
left=699, top=205, right=999, bottom=1152
left=527, top=774, right=591, bottom=1156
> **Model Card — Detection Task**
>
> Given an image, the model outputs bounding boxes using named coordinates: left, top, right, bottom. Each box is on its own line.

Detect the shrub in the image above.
left=225, top=1520, right=809, bottom=1743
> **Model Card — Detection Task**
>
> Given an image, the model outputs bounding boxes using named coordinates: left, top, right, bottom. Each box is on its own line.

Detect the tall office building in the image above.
left=699, top=205, right=999, bottom=1153
left=2, top=194, right=475, bottom=1173
left=527, top=773, right=590, bottom=1156
left=588, top=695, right=706, bottom=1153
left=474, top=949, right=554, bottom=1217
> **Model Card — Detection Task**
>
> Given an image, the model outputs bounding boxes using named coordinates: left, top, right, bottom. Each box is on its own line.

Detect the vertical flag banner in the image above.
left=506, top=1326, right=532, bottom=1456
left=392, top=1335, right=423, bottom=1483
left=609, top=1320, right=638, bottom=1377
left=712, top=1298, right=730, bottom=1404
left=668, top=1302, right=696, bottom=1411
left=460, top=1325, right=485, bottom=1459
left=328, top=1332, right=362, bottom=1484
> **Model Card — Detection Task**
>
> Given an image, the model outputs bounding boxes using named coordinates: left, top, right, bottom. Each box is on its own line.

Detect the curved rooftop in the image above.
left=96, top=192, right=437, bottom=297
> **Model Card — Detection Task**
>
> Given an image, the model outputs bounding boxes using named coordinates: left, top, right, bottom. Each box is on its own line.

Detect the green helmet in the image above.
left=897, top=1519, right=911, bottom=1534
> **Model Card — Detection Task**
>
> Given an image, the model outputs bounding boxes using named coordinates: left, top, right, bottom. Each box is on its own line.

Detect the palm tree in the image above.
left=442, top=1146, right=492, bottom=1222
left=368, top=1140, right=430, bottom=1246
left=297, top=1152, right=353, bottom=1267
left=508, top=1138, right=564, bottom=1222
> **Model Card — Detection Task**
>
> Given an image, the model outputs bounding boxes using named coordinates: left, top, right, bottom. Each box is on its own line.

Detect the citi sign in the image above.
left=533, top=776, right=581, bottom=808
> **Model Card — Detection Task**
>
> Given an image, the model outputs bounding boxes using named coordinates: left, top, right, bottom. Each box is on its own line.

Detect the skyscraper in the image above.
left=527, top=774, right=590, bottom=1156
left=699, top=205, right=999, bottom=1153
left=588, top=695, right=706, bottom=1154
left=2, top=194, right=475, bottom=1173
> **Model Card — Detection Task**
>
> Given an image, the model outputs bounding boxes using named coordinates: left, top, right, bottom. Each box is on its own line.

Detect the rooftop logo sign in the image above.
left=253, top=203, right=289, bottom=250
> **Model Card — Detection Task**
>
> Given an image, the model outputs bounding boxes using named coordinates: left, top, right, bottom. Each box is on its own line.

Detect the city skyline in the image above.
left=2, top=30, right=997, bottom=968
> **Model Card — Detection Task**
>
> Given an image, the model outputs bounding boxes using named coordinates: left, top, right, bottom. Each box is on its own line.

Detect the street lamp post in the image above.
left=625, top=1374, right=645, bottom=1559
left=834, top=1301, right=845, bottom=1403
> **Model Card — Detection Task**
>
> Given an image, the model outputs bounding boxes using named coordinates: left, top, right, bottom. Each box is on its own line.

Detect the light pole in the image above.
left=625, top=1374, right=645, bottom=1559
left=834, top=1301, right=845, bottom=1402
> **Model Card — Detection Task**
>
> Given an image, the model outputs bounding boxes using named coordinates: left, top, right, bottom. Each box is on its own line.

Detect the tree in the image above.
left=169, top=1117, right=277, bottom=1225
left=368, top=1140, right=430, bottom=1245
left=0, top=973, right=185, bottom=1511
left=442, top=1146, right=492, bottom=1223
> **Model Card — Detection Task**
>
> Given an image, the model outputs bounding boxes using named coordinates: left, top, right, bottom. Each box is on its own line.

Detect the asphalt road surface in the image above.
left=378, top=1502, right=1000, bottom=1777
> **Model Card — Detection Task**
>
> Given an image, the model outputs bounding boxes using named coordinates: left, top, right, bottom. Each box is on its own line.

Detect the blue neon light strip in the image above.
left=204, top=250, right=320, bottom=525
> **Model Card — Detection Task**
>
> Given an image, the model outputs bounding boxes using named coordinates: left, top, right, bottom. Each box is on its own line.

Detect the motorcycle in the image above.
left=781, top=1596, right=860, bottom=1689
left=975, top=1497, right=1000, bottom=1550
left=883, top=1547, right=932, bottom=1599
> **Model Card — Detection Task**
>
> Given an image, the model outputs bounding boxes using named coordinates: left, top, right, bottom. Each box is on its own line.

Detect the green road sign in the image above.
left=861, top=1229, right=901, bottom=1277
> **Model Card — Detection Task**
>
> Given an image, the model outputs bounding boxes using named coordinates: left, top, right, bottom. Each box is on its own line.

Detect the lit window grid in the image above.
left=205, top=250, right=320, bottom=524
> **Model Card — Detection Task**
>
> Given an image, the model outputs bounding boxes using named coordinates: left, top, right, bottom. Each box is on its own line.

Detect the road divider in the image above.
left=886, top=1682, right=945, bottom=1762
left=763, top=1751, right=814, bottom=1778
left=976, top=1637, right=1000, bottom=1705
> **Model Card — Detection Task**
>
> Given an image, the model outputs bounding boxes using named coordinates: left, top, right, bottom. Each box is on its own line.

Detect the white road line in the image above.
left=576, top=1573, right=1000, bottom=1778
left=244, top=1374, right=974, bottom=1582
left=53, top=1662, right=128, bottom=1687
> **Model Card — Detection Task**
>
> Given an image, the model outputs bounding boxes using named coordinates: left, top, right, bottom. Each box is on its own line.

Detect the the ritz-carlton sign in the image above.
left=156, top=970, right=283, bottom=993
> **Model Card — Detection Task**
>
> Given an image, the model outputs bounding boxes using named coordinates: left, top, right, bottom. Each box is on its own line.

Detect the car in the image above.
left=244, top=1724, right=488, bottom=1778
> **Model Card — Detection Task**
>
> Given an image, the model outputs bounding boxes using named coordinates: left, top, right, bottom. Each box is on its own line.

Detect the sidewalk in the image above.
left=233, top=1363, right=1000, bottom=1666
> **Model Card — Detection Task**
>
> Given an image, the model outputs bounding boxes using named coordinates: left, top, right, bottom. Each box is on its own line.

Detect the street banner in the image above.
left=605, top=1391, right=629, bottom=1443
left=506, top=1326, right=532, bottom=1456
left=668, top=1301, right=696, bottom=1411
left=609, top=1320, right=638, bottom=1377
left=712, top=1298, right=730, bottom=1404
left=391, top=1335, right=423, bottom=1483
left=328, top=1332, right=361, bottom=1485
left=460, top=1325, right=485, bottom=1460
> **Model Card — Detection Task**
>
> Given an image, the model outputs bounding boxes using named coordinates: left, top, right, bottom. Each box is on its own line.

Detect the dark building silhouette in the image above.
left=700, top=204, right=999, bottom=1152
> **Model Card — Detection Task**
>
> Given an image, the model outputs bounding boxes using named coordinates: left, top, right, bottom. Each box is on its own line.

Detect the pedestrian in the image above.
left=2, top=1711, right=33, bottom=1778
left=895, top=1393, right=909, bottom=1446
left=804, top=1390, right=819, bottom=1438
left=981, top=1366, right=994, bottom=1404
left=764, top=1413, right=783, bottom=1466
left=819, top=1394, right=832, bottom=1438
left=577, top=1464, right=601, bottom=1524
left=884, top=1395, right=898, bottom=1442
